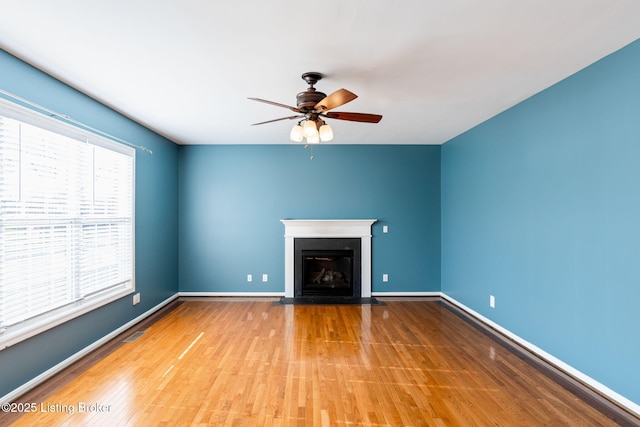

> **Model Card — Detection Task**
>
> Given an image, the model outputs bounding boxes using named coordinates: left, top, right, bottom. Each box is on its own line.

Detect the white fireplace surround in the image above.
left=281, top=219, right=377, bottom=298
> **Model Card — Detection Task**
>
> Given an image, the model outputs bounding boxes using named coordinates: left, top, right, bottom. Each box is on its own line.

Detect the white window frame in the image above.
left=0, top=97, right=135, bottom=350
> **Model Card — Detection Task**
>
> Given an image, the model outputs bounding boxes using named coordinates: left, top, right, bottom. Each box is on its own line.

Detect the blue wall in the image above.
left=441, top=39, right=640, bottom=404
left=178, top=144, right=441, bottom=294
left=0, top=50, right=179, bottom=398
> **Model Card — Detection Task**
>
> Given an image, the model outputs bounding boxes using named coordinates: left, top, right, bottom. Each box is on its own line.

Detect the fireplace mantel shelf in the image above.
left=281, top=219, right=377, bottom=298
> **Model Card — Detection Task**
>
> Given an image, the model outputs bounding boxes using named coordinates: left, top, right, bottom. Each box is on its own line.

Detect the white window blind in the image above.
left=0, top=98, right=135, bottom=349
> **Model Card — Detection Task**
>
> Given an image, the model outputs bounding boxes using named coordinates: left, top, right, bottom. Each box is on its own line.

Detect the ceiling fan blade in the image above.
left=248, top=97, right=300, bottom=112
left=323, top=112, right=383, bottom=123
left=251, top=115, right=302, bottom=126
left=314, top=89, right=357, bottom=111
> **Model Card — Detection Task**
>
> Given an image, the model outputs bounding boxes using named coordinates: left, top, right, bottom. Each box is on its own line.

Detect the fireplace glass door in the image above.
left=302, top=250, right=353, bottom=296
left=294, top=238, right=361, bottom=297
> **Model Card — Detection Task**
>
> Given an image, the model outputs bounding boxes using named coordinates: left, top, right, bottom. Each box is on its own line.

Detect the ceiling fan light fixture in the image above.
left=303, top=120, right=317, bottom=138
left=290, top=124, right=304, bottom=142
left=306, top=133, right=320, bottom=144
left=319, top=123, right=333, bottom=142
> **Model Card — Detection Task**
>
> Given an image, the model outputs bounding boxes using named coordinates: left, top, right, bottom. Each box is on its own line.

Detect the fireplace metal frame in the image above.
left=294, top=238, right=361, bottom=297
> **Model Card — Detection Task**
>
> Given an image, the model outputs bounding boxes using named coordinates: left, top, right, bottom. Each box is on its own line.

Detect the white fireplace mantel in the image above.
left=281, top=219, right=377, bottom=298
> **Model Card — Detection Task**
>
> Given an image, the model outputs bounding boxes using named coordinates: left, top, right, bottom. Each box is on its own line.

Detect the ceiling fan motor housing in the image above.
left=296, top=90, right=326, bottom=111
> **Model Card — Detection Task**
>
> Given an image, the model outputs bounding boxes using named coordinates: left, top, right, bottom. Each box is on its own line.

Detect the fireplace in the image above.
left=294, top=238, right=361, bottom=297
left=281, top=219, right=376, bottom=298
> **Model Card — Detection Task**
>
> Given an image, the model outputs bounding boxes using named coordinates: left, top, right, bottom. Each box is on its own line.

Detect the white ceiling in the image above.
left=1, top=1, right=639, bottom=145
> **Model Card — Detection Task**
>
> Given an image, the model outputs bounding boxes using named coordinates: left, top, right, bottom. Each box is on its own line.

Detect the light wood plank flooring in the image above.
left=3, top=298, right=631, bottom=426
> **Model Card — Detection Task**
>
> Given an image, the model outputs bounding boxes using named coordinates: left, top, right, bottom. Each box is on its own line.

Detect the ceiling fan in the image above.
left=248, top=72, right=382, bottom=143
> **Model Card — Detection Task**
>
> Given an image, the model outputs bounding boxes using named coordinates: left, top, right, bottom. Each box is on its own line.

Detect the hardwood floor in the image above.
left=3, top=298, right=633, bottom=426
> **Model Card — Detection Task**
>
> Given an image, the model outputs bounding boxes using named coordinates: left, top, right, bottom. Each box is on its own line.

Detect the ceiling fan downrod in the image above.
left=301, top=72, right=323, bottom=89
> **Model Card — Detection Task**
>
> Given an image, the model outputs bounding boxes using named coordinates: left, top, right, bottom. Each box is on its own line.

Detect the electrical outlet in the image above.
left=383, top=225, right=388, bottom=233
left=489, top=295, right=495, bottom=308
left=132, top=293, right=140, bottom=305
left=382, top=274, right=389, bottom=282
left=262, top=274, right=268, bottom=282
left=247, top=274, right=252, bottom=282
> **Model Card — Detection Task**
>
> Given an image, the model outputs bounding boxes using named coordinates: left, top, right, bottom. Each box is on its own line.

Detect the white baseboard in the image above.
left=178, top=292, right=285, bottom=297
left=441, top=294, right=640, bottom=418
left=181, top=291, right=441, bottom=298
left=372, top=291, right=442, bottom=297
left=0, top=293, right=179, bottom=405
left=179, top=291, right=441, bottom=298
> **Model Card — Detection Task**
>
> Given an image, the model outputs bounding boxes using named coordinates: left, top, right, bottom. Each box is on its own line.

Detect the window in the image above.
left=0, top=98, right=135, bottom=349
